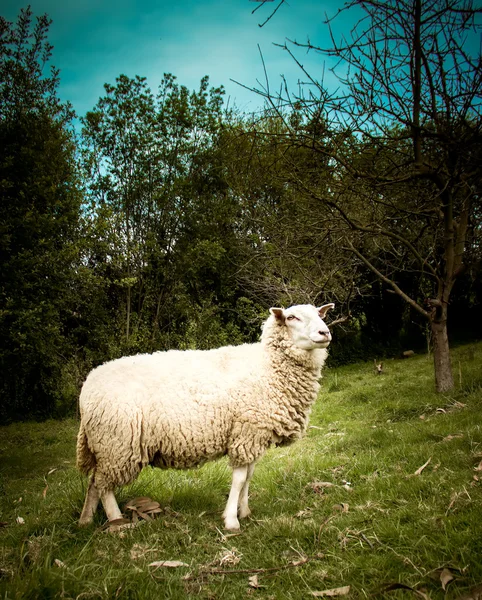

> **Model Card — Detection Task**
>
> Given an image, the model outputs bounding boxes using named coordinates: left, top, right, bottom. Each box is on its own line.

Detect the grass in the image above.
left=1, top=342, right=481, bottom=599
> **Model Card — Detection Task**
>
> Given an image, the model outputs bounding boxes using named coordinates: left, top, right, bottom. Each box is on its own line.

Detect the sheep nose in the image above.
left=319, top=330, right=331, bottom=340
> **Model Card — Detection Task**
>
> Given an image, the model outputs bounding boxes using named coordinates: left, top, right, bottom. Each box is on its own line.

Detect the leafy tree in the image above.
left=0, top=8, right=82, bottom=420
left=81, top=74, right=254, bottom=353
left=218, top=111, right=363, bottom=335
left=251, top=0, right=482, bottom=391
left=81, top=74, right=158, bottom=345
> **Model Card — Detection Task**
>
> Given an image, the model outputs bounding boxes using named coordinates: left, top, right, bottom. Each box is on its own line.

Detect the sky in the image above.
left=2, top=0, right=348, bottom=119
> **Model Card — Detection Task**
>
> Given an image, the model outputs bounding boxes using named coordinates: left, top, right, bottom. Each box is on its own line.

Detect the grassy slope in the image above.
left=0, top=343, right=481, bottom=599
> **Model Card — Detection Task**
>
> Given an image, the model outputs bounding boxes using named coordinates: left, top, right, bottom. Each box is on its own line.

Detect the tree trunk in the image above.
left=126, top=285, right=131, bottom=342
left=431, top=318, right=454, bottom=393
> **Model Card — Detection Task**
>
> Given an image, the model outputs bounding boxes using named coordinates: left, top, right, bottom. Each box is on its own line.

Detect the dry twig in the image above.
left=183, top=554, right=322, bottom=583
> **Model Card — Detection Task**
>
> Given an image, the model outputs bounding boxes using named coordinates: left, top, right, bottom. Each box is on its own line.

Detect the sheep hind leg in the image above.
left=238, top=461, right=256, bottom=519
left=223, top=465, right=248, bottom=531
left=79, top=475, right=100, bottom=526
left=101, top=489, right=123, bottom=522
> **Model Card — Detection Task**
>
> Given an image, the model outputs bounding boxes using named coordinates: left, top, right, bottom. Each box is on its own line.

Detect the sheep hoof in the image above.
left=238, top=508, right=251, bottom=519
left=78, top=514, right=95, bottom=527
left=224, top=518, right=241, bottom=531
left=78, top=519, right=93, bottom=527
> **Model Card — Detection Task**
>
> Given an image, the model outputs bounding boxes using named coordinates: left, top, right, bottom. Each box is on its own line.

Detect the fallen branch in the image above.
left=183, top=554, right=322, bottom=582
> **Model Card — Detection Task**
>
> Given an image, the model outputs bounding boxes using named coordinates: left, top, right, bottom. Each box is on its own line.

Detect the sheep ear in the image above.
left=318, top=303, right=335, bottom=318
left=270, top=307, right=285, bottom=322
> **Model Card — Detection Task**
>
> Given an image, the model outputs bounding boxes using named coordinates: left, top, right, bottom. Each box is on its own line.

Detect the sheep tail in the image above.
left=76, top=423, right=96, bottom=474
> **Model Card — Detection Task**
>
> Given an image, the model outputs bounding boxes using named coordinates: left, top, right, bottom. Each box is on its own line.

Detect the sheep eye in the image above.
left=286, top=315, right=298, bottom=321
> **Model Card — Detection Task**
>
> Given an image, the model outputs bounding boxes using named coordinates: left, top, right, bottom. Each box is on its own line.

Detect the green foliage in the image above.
left=0, top=8, right=82, bottom=421
left=79, top=72, right=263, bottom=360
left=1, top=343, right=482, bottom=598
left=0, top=7, right=65, bottom=120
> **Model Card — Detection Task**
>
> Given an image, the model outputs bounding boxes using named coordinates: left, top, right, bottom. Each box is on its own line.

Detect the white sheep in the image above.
left=77, top=302, right=334, bottom=531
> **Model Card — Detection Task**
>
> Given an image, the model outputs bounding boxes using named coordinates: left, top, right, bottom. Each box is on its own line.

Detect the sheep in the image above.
left=76, top=302, right=335, bottom=531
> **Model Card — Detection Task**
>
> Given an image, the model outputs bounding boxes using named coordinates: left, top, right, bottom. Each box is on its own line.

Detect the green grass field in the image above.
left=1, top=343, right=481, bottom=599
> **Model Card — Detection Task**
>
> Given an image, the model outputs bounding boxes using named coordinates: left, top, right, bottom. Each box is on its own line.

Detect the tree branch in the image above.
left=346, top=241, right=430, bottom=319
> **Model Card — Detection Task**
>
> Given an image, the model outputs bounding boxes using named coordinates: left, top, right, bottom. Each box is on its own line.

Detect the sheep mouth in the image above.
left=314, top=340, right=331, bottom=348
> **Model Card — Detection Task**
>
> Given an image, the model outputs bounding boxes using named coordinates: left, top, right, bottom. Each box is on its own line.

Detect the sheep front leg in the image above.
left=238, top=461, right=255, bottom=519
left=101, top=489, right=123, bottom=522
left=223, top=465, right=248, bottom=531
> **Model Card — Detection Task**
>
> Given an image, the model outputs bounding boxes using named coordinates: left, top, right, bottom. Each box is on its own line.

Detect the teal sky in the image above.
left=3, top=0, right=347, bottom=119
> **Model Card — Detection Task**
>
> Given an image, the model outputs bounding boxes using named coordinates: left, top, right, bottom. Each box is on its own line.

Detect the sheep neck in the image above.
left=262, top=341, right=324, bottom=443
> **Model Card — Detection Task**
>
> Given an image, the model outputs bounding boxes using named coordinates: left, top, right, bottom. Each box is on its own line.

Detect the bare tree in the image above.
left=248, top=0, right=482, bottom=392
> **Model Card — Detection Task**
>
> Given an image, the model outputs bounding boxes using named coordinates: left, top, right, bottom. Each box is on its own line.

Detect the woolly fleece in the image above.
left=76, top=307, right=329, bottom=494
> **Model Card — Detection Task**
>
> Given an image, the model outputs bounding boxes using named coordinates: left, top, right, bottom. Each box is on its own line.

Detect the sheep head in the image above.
left=269, top=303, right=335, bottom=350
